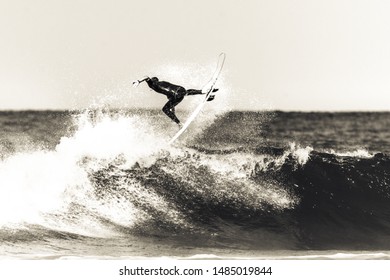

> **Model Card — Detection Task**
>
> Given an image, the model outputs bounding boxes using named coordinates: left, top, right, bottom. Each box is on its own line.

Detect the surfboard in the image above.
left=169, top=53, right=226, bottom=144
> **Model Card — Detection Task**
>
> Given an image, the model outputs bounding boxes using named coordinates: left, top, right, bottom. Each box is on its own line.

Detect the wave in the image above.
left=0, top=111, right=390, bottom=250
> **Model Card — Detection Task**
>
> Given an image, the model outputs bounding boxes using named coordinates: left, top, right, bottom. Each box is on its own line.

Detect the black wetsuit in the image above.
left=145, top=77, right=202, bottom=124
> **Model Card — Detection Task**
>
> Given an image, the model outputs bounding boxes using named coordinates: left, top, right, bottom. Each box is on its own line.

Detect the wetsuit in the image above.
left=145, top=77, right=203, bottom=124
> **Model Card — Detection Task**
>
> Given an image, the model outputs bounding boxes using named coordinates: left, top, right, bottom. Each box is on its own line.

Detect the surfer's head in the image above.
left=151, top=77, right=159, bottom=83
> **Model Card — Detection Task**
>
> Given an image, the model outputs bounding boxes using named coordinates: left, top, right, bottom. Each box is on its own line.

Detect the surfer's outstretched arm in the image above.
left=138, top=77, right=149, bottom=83
left=132, top=77, right=150, bottom=87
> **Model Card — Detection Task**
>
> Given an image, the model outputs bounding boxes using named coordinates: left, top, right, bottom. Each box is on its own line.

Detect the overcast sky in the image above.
left=1, top=0, right=390, bottom=111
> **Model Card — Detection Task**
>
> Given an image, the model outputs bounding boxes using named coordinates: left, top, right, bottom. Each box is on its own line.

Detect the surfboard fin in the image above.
left=207, top=95, right=215, bottom=102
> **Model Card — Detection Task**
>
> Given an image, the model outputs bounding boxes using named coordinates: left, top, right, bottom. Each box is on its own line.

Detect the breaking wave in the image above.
left=1, top=111, right=390, bottom=250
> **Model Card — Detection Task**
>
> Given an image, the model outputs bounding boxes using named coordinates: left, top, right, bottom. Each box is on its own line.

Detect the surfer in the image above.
left=133, top=77, right=218, bottom=127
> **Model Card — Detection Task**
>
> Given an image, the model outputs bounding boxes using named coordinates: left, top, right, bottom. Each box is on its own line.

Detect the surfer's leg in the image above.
left=162, top=96, right=184, bottom=124
left=186, top=89, right=203, bottom=95
left=162, top=101, right=179, bottom=124
left=187, top=88, right=219, bottom=95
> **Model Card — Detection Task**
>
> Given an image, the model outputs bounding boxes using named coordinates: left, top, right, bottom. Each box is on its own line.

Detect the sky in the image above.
left=1, top=0, right=390, bottom=111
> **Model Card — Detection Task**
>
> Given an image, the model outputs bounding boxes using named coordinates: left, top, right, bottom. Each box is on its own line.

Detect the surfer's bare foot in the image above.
left=212, top=88, right=219, bottom=93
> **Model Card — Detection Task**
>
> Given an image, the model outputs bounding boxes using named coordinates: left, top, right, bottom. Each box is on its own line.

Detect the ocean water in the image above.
left=1, top=109, right=390, bottom=260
